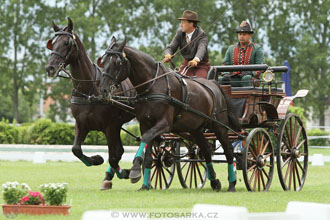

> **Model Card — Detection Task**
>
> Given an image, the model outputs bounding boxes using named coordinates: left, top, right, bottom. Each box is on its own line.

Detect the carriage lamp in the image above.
left=262, top=69, right=274, bottom=82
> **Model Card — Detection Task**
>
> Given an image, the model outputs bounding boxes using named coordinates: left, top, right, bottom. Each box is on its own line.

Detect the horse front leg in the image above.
left=72, top=124, right=104, bottom=167
left=129, top=120, right=170, bottom=189
left=215, top=127, right=236, bottom=192
left=192, top=130, right=221, bottom=192
left=101, top=125, right=130, bottom=190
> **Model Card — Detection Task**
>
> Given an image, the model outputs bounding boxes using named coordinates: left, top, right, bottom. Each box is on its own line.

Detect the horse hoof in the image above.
left=100, top=180, right=112, bottom=190
left=211, top=179, right=221, bottom=192
left=227, top=181, right=236, bottom=192
left=91, top=155, right=104, bottom=165
left=129, top=157, right=142, bottom=183
left=123, top=169, right=131, bottom=179
left=138, top=184, right=150, bottom=191
left=129, top=171, right=141, bottom=184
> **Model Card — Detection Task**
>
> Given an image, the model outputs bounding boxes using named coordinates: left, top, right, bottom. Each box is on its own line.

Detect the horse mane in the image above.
left=124, top=46, right=157, bottom=66
left=72, top=33, right=95, bottom=75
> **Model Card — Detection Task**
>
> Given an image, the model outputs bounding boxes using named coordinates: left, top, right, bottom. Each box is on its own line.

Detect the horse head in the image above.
left=45, top=17, right=79, bottom=77
left=98, top=36, right=129, bottom=97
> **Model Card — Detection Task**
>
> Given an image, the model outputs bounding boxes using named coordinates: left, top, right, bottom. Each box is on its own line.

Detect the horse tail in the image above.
left=212, top=81, right=241, bottom=132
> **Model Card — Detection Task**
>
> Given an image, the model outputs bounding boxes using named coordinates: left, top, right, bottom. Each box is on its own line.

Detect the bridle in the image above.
left=101, top=49, right=131, bottom=85
left=48, top=30, right=79, bottom=77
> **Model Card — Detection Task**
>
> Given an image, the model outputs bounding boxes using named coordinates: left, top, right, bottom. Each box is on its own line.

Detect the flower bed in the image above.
left=2, top=182, right=70, bottom=216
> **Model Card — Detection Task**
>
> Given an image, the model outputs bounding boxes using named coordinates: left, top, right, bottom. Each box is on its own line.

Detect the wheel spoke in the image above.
left=247, top=158, right=256, bottom=162
left=151, top=165, right=157, bottom=182
left=263, top=153, right=272, bottom=159
left=154, top=168, right=159, bottom=189
left=161, top=167, right=168, bottom=189
left=164, top=166, right=173, bottom=176
left=247, top=164, right=257, bottom=172
left=282, top=135, right=291, bottom=150
left=256, top=133, right=260, bottom=154
left=251, top=138, right=258, bottom=157
left=296, top=139, right=306, bottom=150
left=189, top=163, right=194, bottom=188
left=181, top=161, right=188, bottom=170
left=289, top=117, right=293, bottom=146
left=184, top=163, right=192, bottom=183
left=295, top=162, right=302, bottom=187
left=296, top=160, right=305, bottom=174
left=288, top=161, right=293, bottom=190
left=260, top=170, right=266, bottom=190
left=196, top=163, right=204, bottom=184
left=293, top=118, right=298, bottom=146
left=294, top=127, right=302, bottom=147
left=194, top=162, right=198, bottom=188
left=293, top=161, right=297, bottom=191
left=253, top=170, right=258, bottom=191
left=285, top=126, right=292, bottom=149
left=261, top=168, right=269, bottom=180
left=261, top=140, right=270, bottom=155
left=283, top=160, right=291, bottom=183
left=258, top=169, right=261, bottom=191
left=249, top=168, right=257, bottom=184
left=249, top=146, right=258, bottom=159
left=159, top=167, right=163, bottom=189
left=260, top=132, right=265, bottom=154
left=281, top=156, right=292, bottom=169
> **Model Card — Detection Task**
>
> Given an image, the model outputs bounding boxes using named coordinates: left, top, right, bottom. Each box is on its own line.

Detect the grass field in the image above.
left=1, top=148, right=330, bottom=219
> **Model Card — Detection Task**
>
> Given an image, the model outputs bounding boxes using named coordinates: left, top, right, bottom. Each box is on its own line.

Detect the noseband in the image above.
left=101, top=49, right=131, bottom=86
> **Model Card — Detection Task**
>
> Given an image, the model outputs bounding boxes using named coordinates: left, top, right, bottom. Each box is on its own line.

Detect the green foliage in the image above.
left=120, top=124, right=141, bottom=146
left=288, top=106, right=306, bottom=124
left=2, top=182, right=30, bottom=205
left=27, top=118, right=53, bottom=144
left=40, top=183, right=68, bottom=206
left=38, top=123, right=75, bottom=145
left=0, top=119, right=17, bottom=144
left=84, top=131, right=107, bottom=145
left=307, top=129, right=330, bottom=147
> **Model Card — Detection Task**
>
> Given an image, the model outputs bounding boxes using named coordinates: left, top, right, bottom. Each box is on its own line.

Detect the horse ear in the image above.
left=118, top=38, right=126, bottom=51
left=52, top=21, right=60, bottom=32
left=67, top=17, right=73, bottom=33
left=47, top=39, right=53, bottom=50
left=110, top=36, right=117, bottom=45
left=97, top=57, right=104, bottom=68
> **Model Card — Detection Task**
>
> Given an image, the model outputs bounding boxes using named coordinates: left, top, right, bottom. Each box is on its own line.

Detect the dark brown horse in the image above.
left=45, top=18, right=135, bottom=190
left=99, top=37, right=241, bottom=192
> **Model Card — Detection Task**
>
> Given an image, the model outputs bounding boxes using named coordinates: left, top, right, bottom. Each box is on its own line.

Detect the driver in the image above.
left=163, top=10, right=210, bottom=78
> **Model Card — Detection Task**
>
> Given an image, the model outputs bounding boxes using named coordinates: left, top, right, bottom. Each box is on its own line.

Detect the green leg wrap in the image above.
left=105, top=166, right=115, bottom=180
left=206, top=162, right=216, bottom=181
left=115, top=166, right=127, bottom=179
left=135, top=142, right=147, bottom=158
left=80, top=155, right=92, bottom=166
left=228, top=163, right=237, bottom=183
left=143, top=168, right=151, bottom=188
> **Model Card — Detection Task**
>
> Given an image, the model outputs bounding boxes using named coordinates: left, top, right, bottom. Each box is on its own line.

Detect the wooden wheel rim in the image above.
left=242, top=128, right=274, bottom=192
left=277, top=113, right=308, bottom=191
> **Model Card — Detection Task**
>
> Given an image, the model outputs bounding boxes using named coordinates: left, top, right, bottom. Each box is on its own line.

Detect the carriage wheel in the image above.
left=176, top=141, right=207, bottom=189
left=146, top=140, right=175, bottom=190
left=276, top=113, right=308, bottom=191
left=242, top=128, right=274, bottom=191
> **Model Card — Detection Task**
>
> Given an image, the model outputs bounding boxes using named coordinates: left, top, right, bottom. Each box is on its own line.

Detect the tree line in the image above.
left=0, top=0, right=329, bottom=126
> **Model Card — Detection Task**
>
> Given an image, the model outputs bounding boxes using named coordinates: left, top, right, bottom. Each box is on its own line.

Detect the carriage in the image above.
left=145, top=64, right=309, bottom=192
left=45, top=18, right=308, bottom=192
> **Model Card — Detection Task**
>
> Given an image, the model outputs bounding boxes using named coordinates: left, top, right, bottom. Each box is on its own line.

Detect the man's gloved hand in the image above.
left=241, top=71, right=253, bottom=77
left=163, top=54, right=172, bottom=63
left=188, top=58, right=199, bottom=67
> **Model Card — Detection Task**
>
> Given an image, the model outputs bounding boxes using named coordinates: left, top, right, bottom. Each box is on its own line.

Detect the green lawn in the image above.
left=1, top=158, right=330, bottom=220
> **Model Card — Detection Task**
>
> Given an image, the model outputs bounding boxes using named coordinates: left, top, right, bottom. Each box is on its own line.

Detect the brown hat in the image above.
left=236, top=20, right=254, bottom=34
left=178, top=10, right=200, bottom=22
